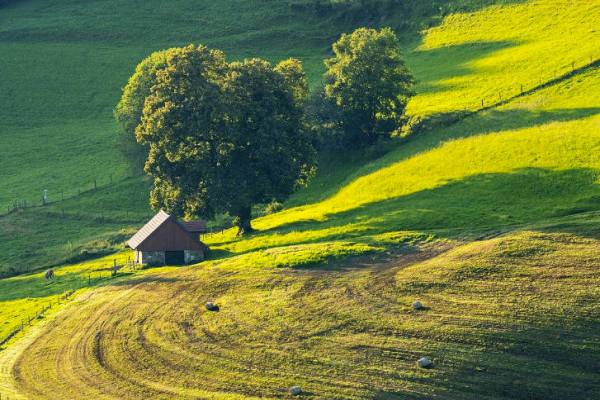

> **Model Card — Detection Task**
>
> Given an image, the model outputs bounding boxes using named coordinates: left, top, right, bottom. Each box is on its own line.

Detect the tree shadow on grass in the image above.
left=222, top=168, right=600, bottom=256
left=274, top=105, right=600, bottom=231
left=408, top=40, right=518, bottom=95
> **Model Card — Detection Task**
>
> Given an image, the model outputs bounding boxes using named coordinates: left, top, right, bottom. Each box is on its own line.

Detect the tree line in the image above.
left=115, top=27, right=414, bottom=235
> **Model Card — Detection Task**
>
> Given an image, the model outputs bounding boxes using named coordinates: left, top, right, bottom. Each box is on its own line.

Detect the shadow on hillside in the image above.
left=371, top=241, right=600, bottom=399
left=372, top=314, right=600, bottom=399
left=276, top=106, right=600, bottom=227
left=410, top=40, right=518, bottom=94
left=233, top=168, right=600, bottom=254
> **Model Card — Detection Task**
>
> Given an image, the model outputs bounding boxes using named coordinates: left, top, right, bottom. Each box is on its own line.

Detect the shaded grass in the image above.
left=0, top=177, right=152, bottom=276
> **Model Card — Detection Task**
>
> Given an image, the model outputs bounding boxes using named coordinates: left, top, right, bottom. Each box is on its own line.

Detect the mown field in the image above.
left=3, top=220, right=600, bottom=399
left=1, top=0, right=600, bottom=398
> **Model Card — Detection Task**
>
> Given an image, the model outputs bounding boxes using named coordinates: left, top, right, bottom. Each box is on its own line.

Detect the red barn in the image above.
left=128, top=210, right=208, bottom=265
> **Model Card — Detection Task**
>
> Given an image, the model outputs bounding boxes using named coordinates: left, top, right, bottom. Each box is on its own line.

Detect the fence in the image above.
left=0, top=259, right=137, bottom=349
left=470, top=54, right=600, bottom=113
left=2, top=173, right=145, bottom=218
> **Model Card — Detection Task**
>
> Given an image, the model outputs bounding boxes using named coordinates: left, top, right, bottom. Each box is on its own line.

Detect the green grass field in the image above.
left=1, top=0, right=598, bottom=275
left=1, top=0, right=600, bottom=398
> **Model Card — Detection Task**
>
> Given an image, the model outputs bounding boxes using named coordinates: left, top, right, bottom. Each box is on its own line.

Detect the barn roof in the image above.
left=128, top=210, right=171, bottom=249
left=127, top=210, right=206, bottom=251
left=181, top=220, right=207, bottom=233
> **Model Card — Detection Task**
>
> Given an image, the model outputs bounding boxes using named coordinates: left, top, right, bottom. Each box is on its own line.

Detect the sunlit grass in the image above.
left=2, top=0, right=598, bottom=275
left=0, top=0, right=600, bottom=400
left=406, top=0, right=600, bottom=117
left=8, top=227, right=600, bottom=399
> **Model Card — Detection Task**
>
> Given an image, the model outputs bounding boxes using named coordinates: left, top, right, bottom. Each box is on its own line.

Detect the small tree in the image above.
left=324, top=27, right=414, bottom=143
left=132, top=45, right=315, bottom=235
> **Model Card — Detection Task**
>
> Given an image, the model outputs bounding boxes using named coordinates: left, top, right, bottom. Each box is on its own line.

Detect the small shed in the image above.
left=128, top=210, right=208, bottom=265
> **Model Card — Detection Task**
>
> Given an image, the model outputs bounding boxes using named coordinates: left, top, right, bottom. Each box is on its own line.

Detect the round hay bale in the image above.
left=412, top=300, right=423, bottom=310
left=289, top=386, right=302, bottom=396
left=205, top=302, right=219, bottom=312
left=417, top=357, right=432, bottom=368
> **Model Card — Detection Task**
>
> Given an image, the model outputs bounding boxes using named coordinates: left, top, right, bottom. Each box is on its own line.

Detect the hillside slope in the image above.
left=1, top=1, right=600, bottom=398
left=1, top=0, right=599, bottom=275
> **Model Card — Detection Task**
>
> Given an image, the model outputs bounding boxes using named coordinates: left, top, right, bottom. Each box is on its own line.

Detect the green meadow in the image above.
left=0, top=0, right=600, bottom=398
left=1, top=0, right=598, bottom=275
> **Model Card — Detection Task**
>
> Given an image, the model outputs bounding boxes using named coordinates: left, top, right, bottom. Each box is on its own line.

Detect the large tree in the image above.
left=114, top=50, right=169, bottom=174
left=324, top=27, right=415, bottom=143
left=131, top=45, right=315, bottom=235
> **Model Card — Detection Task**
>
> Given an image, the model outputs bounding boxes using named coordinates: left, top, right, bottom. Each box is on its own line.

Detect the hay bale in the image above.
left=412, top=300, right=423, bottom=310
left=205, top=302, right=219, bottom=312
left=417, top=357, right=432, bottom=368
left=289, top=386, right=302, bottom=396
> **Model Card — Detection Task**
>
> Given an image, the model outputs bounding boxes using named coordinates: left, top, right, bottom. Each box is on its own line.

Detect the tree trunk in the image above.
left=236, top=206, right=254, bottom=236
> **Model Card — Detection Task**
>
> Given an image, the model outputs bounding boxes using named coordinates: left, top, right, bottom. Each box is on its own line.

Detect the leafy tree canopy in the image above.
left=324, top=27, right=415, bottom=143
left=114, top=50, right=169, bottom=173
left=124, top=44, right=315, bottom=234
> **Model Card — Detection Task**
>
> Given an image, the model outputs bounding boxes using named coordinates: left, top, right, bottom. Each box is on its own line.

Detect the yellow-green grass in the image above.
left=7, top=226, right=600, bottom=399
left=3, top=65, right=600, bottom=397
left=405, top=0, right=600, bottom=118
left=0, top=251, right=131, bottom=350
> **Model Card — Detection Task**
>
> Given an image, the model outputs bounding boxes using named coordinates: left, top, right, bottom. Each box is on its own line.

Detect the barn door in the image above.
left=165, top=251, right=185, bottom=265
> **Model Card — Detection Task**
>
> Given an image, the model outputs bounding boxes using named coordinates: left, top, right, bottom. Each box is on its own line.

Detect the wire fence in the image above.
left=0, top=259, right=138, bottom=350
left=1, top=173, right=145, bottom=217
left=469, top=54, right=599, bottom=113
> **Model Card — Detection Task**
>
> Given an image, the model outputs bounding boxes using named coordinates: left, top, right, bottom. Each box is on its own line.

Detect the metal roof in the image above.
left=127, top=210, right=172, bottom=249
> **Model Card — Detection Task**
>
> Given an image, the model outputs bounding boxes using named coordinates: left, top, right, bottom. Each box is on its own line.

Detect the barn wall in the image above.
left=137, top=219, right=203, bottom=252
left=184, top=250, right=204, bottom=264
left=139, top=251, right=165, bottom=265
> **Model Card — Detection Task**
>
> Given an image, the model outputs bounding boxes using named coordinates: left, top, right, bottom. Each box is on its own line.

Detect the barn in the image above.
left=128, top=210, right=208, bottom=265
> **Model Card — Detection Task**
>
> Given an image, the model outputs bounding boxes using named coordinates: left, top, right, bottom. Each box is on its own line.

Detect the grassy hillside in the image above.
left=203, top=66, right=600, bottom=258
left=1, top=0, right=598, bottom=276
left=406, top=0, right=599, bottom=117
left=1, top=1, right=600, bottom=398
